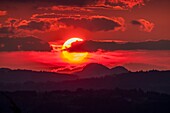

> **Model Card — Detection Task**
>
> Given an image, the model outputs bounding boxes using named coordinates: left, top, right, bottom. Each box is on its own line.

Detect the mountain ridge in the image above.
left=0, top=68, right=77, bottom=83
left=1, top=70, right=170, bottom=93
left=74, top=63, right=129, bottom=78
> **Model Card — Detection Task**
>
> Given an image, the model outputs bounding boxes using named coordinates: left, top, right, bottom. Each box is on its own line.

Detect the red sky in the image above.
left=0, top=50, right=170, bottom=73
left=0, top=0, right=170, bottom=72
left=0, top=0, right=169, bottom=42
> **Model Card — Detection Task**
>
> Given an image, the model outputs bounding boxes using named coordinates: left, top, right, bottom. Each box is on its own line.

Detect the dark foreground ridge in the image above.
left=0, top=89, right=170, bottom=113
left=0, top=67, right=170, bottom=94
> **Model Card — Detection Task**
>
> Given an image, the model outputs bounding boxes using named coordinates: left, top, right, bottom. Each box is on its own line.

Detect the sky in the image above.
left=0, top=0, right=169, bottom=42
left=0, top=50, right=170, bottom=73
left=0, top=0, right=170, bottom=73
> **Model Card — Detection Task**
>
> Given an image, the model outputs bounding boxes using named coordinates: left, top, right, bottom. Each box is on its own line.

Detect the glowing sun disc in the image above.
left=62, top=38, right=88, bottom=63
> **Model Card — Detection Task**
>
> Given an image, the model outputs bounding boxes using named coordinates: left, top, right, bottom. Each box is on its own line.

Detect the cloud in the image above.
left=18, top=20, right=51, bottom=31
left=0, top=10, right=7, bottom=16
left=1, top=0, right=145, bottom=10
left=131, top=19, right=154, bottom=32
left=0, top=36, right=51, bottom=52
left=32, top=13, right=68, bottom=19
left=55, top=66, right=83, bottom=73
left=38, top=6, right=92, bottom=12
left=36, top=0, right=146, bottom=12
left=0, top=0, right=98, bottom=6
left=65, top=40, right=170, bottom=52
left=0, top=18, right=20, bottom=36
left=0, top=27, right=14, bottom=35
left=31, top=13, right=81, bottom=19
left=0, top=19, right=53, bottom=35
left=6, top=18, right=19, bottom=26
left=31, top=12, right=126, bottom=32
left=58, top=16, right=124, bottom=31
left=131, top=20, right=141, bottom=25
left=97, top=0, right=145, bottom=9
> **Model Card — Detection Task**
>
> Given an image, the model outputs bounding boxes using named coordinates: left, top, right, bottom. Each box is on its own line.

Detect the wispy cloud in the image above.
left=131, top=19, right=154, bottom=32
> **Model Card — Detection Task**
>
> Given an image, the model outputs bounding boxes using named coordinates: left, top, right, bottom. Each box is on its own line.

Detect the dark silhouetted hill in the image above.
left=0, top=36, right=52, bottom=51
left=66, top=70, right=170, bottom=93
left=74, top=63, right=129, bottom=78
left=1, top=69, right=170, bottom=94
left=0, top=68, right=77, bottom=83
left=111, top=66, right=129, bottom=74
left=66, top=40, right=170, bottom=52
left=0, top=89, right=170, bottom=113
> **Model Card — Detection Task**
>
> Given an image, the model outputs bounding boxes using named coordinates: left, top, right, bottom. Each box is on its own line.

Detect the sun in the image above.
left=62, top=38, right=88, bottom=63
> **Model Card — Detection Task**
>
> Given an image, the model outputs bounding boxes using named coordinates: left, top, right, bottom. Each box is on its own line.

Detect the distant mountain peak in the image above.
left=111, top=66, right=129, bottom=74
left=83, top=63, right=110, bottom=72
left=74, top=63, right=129, bottom=78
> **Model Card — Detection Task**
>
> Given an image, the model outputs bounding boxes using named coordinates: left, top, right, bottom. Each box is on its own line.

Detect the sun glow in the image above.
left=62, top=38, right=88, bottom=63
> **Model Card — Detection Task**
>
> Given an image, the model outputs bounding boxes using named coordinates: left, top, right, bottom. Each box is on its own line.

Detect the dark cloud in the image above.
left=0, top=0, right=145, bottom=9
left=131, top=20, right=141, bottom=25
left=0, top=27, right=14, bottom=34
left=131, top=19, right=154, bottom=32
left=0, top=0, right=98, bottom=6
left=58, top=16, right=122, bottom=31
left=38, top=6, right=92, bottom=12
left=44, top=0, right=98, bottom=6
left=104, top=0, right=145, bottom=9
left=0, top=36, right=51, bottom=51
left=56, top=66, right=83, bottom=73
left=0, top=18, right=19, bottom=36
left=65, top=40, right=170, bottom=52
left=18, top=20, right=51, bottom=31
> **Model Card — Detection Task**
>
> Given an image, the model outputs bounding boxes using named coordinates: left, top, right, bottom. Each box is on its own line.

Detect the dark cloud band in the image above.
left=65, top=40, right=170, bottom=52
left=58, top=16, right=123, bottom=31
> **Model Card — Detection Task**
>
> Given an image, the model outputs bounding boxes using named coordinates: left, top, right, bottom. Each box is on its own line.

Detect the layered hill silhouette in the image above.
left=0, top=36, right=52, bottom=51
left=74, top=63, right=129, bottom=78
left=0, top=64, right=129, bottom=84
left=1, top=89, right=170, bottom=113
left=0, top=66, right=170, bottom=93
left=61, top=70, right=170, bottom=93
left=0, top=68, right=77, bottom=83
